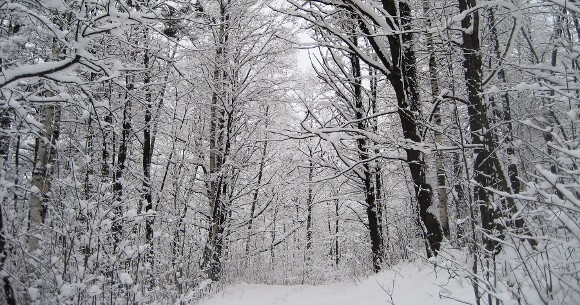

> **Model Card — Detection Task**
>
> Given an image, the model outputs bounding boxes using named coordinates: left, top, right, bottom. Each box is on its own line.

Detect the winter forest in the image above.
left=0, top=0, right=579, bottom=304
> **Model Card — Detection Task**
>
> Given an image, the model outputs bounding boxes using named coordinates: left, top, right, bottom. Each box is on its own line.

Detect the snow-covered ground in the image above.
left=198, top=261, right=475, bottom=305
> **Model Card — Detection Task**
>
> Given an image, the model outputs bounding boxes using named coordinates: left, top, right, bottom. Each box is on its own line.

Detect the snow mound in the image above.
left=198, top=261, right=474, bottom=305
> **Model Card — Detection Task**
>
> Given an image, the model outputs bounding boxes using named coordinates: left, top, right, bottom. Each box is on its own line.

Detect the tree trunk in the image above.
left=350, top=36, right=384, bottom=272
left=458, top=0, right=501, bottom=254
left=487, top=9, right=537, bottom=247
left=0, top=109, right=16, bottom=305
left=112, top=87, right=131, bottom=249
left=380, top=0, right=443, bottom=257
left=201, top=3, right=230, bottom=281
left=370, top=65, right=386, bottom=252
left=303, top=145, right=315, bottom=278
left=453, top=152, right=467, bottom=240
left=140, top=32, right=155, bottom=277
left=102, top=103, right=112, bottom=179
left=334, top=199, right=340, bottom=266
left=294, top=0, right=443, bottom=259
left=246, top=109, right=269, bottom=257
left=29, top=103, right=61, bottom=251
left=423, top=0, right=450, bottom=239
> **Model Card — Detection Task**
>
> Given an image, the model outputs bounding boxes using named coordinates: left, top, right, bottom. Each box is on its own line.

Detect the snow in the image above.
left=547, top=0, right=580, bottom=14
left=0, top=56, right=79, bottom=87
left=28, top=287, right=39, bottom=301
left=86, top=285, right=102, bottom=297
left=119, top=272, right=133, bottom=285
left=60, top=283, right=74, bottom=298
left=198, top=261, right=474, bottom=305
left=125, top=208, right=137, bottom=220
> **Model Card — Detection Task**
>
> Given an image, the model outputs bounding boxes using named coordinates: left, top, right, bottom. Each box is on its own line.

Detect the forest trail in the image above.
left=198, top=261, right=474, bottom=305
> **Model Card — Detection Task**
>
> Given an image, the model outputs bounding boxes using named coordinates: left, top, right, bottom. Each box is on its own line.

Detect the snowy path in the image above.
left=198, top=262, right=474, bottom=305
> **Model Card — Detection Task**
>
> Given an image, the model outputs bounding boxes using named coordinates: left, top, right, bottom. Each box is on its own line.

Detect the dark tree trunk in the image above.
left=102, top=108, right=112, bottom=179
left=295, top=0, right=443, bottom=259
left=0, top=111, right=10, bottom=161
left=370, top=66, right=386, bottom=251
left=112, top=89, right=131, bottom=249
left=458, top=0, right=501, bottom=254
left=487, top=9, right=537, bottom=247
left=201, top=3, right=230, bottom=281
left=0, top=110, right=16, bottom=305
left=334, top=200, right=340, bottom=266
left=453, top=152, right=467, bottom=240
left=141, top=40, right=155, bottom=281
left=305, top=153, right=314, bottom=270
left=350, top=36, right=384, bottom=272
left=379, top=0, right=443, bottom=257
left=246, top=109, right=269, bottom=256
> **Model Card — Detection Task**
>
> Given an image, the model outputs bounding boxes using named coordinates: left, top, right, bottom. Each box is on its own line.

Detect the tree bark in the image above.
left=112, top=87, right=131, bottom=249
left=350, top=36, right=384, bottom=271
left=246, top=109, right=269, bottom=256
left=487, top=8, right=537, bottom=247
left=305, top=151, right=314, bottom=271
left=370, top=65, right=386, bottom=252
left=29, top=103, right=61, bottom=251
left=334, top=200, right=340, bottom=266
left=423, top=0, right=450, bottom=239
left=453, top=152, right=467, bottom=240
left=0, top=109, right=16, bottom=305
left=379, top=0, right=443, bottom=257
left=201, top=2, right=230, bottom=281
left=458, top=0, right=501, bottom=254
left=141, top=33, right=154, bottom=274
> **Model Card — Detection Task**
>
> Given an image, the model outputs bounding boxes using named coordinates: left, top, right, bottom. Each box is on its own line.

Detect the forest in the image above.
left=0, top=0, right=578, bottom=304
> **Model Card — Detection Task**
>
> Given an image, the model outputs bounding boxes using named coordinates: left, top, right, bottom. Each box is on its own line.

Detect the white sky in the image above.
left=296, top=31, right=317, bottom=72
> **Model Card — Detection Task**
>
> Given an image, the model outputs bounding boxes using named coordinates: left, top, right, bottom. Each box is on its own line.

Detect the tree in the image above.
left=196, top=0, right=293, bottom=281
left=422, top=0, right=450, bottom=240
left=284, top=0, right=443, bottom=259
left=301, top=29, right=385, bottom=271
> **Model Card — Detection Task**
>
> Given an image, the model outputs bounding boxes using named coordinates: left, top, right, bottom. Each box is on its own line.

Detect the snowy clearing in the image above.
left=198, top=261, right=474, bottom=305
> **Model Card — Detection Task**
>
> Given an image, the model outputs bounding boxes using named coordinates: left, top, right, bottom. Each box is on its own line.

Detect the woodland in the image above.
left=0, top=0, right=579, bottom=304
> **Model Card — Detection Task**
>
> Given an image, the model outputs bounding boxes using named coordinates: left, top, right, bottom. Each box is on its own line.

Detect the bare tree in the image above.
left=284, top=0, right=443, bottom=258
